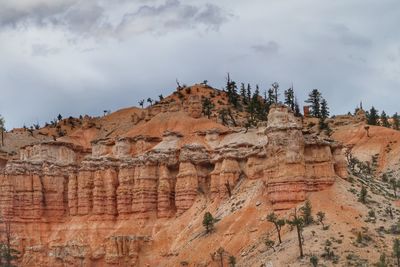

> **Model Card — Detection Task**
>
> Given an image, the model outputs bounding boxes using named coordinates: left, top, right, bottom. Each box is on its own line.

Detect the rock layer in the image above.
left=0, top=104, right=347, bottom=266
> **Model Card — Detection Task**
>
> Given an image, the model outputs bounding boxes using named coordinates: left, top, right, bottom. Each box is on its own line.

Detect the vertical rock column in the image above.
left=41, top=164, right=71, bottom=220
left=93, top=164, right=119, bottom=218
left=0, top=174, right=15, bottom=220
left=68, top=172, right=78, bottom=216
left=131, top=163, right=159, bottom=218
left=117, top=164, right=135, bottom=217
left=77, top=169, right=94, bottom=216
left=157, top=164, right=176, bottom=218
left=175, top=162, right=199, bottom=215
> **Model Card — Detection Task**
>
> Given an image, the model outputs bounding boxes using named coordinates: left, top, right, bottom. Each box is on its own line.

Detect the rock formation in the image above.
left=0, top=102, right=347, bottom=266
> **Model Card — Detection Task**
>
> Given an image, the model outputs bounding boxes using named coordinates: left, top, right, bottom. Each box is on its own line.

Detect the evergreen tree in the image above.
left=367, top=106, right=379, bottom=125
left=390, top=178, right=398, bottom=198
left=394, top=238, right=400, bottom=267
left=202, top=98, right=215, bottom=119
left=240, top=83, right=247, bottom=105
left=203, top=212, right=215, bottom=233
left=320, top=98, right=330, bottom=119
left=287, top=208, right=304, bottom=258
left=376, top=253, right=388, bottom=267
left=228, top=256, right=236, bottom=267
left=266, top=88, right=275, bottom=106
left=310, top=255, right=319, bottom=267
left=246, top=84, right=252, bottom=103
left=284, top=88, right=295, bottom=110
left=267, top=212, right=285, bottom=244
left=225, top=73, right=239, bottom=108
left=300, top=200, right=314, bottom=225
left=305, top=89, right=321, bottom=118
left=319, top=97, right=330, bottom=131
left=393, top=113, right=400, bottom=130
left=359, top=186, right=368, bottom=203
left=380, top=111, right=390, bottom=128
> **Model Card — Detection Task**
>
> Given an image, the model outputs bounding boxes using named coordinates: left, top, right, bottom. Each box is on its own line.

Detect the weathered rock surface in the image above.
left=0, top=104, right=347, bottom=266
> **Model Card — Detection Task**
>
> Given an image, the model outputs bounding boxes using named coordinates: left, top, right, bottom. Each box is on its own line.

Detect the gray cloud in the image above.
left=331, top=24, right=372, bottom=47
left=0, top=0, right=229, bottom=38
left=0, top=0, right=399, bottom=129
left=252, top=41, right=280, bottom=55
left=31, top=44, right=61, bottom=57
left=116, top=0, right=230, bottom=36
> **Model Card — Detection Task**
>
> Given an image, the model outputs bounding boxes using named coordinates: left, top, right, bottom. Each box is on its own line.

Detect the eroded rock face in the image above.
left=0, top=104, right=347, bottom=266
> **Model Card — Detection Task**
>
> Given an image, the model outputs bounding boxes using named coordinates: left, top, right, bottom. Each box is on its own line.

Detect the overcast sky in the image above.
left=0, top=0, right=399, bottom=129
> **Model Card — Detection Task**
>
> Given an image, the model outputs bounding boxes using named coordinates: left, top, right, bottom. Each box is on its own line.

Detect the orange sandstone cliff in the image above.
left=0, top=86, right=349, bottom=266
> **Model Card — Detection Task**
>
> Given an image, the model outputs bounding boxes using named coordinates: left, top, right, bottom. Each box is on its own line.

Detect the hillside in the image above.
left=0, top=85, right=400, bottom=266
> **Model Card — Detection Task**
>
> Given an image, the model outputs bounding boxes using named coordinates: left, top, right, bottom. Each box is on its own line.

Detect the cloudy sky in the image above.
left=0, top=0, right=399, bottom=129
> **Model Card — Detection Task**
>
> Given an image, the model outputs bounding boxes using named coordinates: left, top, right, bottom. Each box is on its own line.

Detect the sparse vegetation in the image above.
left=359, top=186, right=368, bottom=203
left=203, top=212, right=215, bottom=233
left=264, top=238, right=275, bottom=252
left=300, top=200, right=313, bottom=226
left=316, top=211, right=326, bottom=229
left=287, top=208, right=304, bottom=258
left=267, top=212, right=285, bottom=244
left=393, top=238, right=400, bottom=267
left=310, top=255, right=318, bottom=267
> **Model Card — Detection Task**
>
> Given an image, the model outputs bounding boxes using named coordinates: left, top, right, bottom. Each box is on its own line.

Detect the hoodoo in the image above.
left=0, top=91, right=348, bottom=265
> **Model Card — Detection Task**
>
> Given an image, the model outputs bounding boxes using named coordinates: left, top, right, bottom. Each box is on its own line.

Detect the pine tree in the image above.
left=319, top=98, right=330, bottom=130
left=246, top=84, right=252, bottom=103
left=228, top=256, right=236, bottom=267
left=202, top=98, right=215, bottom=119
left=310, top=255, right=319, bottom=267
left=267, top=89, right=275, bottom=106
left=390, top=178, right=398, bottom=198
left=284, top=88, right=295, bottom=110
left=287, top=208, right=304, bottom=258
left=380, top=111, right=390, bottom=128
left=393, top=113, right=400, bottom=130
left=394, top=238, right=400, bottom=267
left=320, top=98, right=330, bottom=120
left=267, top=212, right=285, bottom=244
left=203, top=212, right=215, bottom=233
left=367, top=106, right=379, bottom=125
left=359, top=186, right=368, bottom=203
left=225, top=73, right=239, bottom=108
left=300, top=200, right=314, bottom=225
left=305, top=89, right=321, bottom=118
left=240, top=83, right=247, bottom=105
